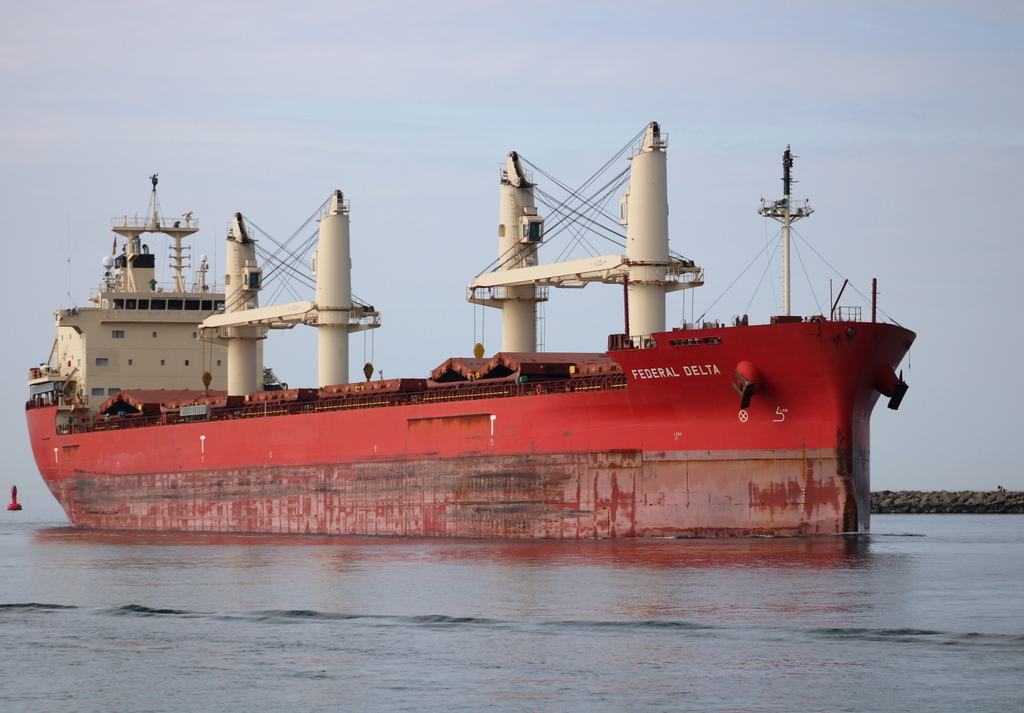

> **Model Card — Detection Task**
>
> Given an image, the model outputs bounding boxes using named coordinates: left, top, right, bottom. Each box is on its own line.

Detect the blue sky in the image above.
left=2, top=0, right=1022, bottom=504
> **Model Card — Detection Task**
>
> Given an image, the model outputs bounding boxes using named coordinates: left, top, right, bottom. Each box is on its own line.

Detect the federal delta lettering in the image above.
left=631, top=364, right=721, bottom=380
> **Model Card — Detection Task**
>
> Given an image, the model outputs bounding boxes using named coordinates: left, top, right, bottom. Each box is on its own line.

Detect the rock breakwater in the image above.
left=871, top=490, right=1024, bottom=514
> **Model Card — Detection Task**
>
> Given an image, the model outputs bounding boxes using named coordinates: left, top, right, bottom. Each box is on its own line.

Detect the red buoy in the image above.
left=7, top=485, right=22, bottom=511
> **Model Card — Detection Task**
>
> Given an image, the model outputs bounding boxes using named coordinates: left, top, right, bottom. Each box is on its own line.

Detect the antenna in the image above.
left=67, top=212, right=72, bottom=310
left=148, top=174, right=160, bottom=229
left=759, top=147, right=813, bottom=316
left=782, top=145, right=794, bottom=197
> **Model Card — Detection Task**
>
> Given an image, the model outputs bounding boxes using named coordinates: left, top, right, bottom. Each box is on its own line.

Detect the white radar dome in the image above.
left=101, top=255, right=115, bottom=269
left=200, top=254, right=208, bottom=263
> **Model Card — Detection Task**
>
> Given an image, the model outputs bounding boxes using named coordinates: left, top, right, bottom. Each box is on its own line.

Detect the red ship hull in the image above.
left=26, top=321, right=914, bottom=537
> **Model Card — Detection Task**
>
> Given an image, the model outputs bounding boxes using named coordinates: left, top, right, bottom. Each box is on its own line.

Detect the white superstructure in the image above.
left=28, top=177, right=228, bottom=415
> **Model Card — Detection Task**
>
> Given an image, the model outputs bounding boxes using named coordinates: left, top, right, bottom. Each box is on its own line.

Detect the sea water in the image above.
left=1, top=501, right=1021, bottom=713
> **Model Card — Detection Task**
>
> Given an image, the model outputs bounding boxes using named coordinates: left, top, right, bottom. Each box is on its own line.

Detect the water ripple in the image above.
left=0, top=602, right=79, bottom=610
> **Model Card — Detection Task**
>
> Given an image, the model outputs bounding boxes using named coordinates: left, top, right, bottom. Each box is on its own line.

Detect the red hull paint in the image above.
left=27, top=321, right=914, bottom=537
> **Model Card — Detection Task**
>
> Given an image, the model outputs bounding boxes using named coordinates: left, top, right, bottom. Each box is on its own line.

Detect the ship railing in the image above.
left=500, top=163, right=534, bottom=186
left=89, top=414, right=163, bottom=433
left=608, top=333, right=658, bottom=351
left=759, top=198, right=812, bottom=218
left=632, top=131, right=669, bottom=155
left=55, top=373, right=629, bottom=434
left=57, top=420, right=113, bottom=435
left=28, top=366, right=62, bottom=380
left=26, top=394, right=60, bottom=411
left=835, top=306, right=862, bottom=322
left=89, top=284, right=226, bottom=301
left=316, top=196, right=351, bottom=220
left=27, top=393, right=87, bottom=412
left=467, top=285, right=551, bottom=304
left=111, top=216, right=199, bottom=231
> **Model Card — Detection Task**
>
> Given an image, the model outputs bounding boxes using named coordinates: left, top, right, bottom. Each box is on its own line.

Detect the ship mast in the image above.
left=623, top=122, right=670, bottom=336
left=110, top=175, right=198, bottom=294
left=759, top=147, right=812, bottom=316
left=495, top=153, right=546, bottom=352
left=223, top=213, right=265, bottom=396
left=314, top=191, right=355, bottom=386
left=782, top=150, right=792, bottom=316
left=147, top=174, right=191, bottom=293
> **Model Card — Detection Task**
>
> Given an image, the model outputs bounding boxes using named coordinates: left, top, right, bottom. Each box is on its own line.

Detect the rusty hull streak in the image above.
left=49, top=447, right=851, bottom=538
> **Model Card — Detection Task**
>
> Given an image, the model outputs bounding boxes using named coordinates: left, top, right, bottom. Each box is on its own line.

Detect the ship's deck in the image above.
left=32, top=372, right=628, bottom=436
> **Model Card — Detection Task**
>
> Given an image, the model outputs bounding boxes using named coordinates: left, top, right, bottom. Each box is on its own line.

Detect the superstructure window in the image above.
left=152, top=332, right=158, bottom=338
left=214, top=300, right=225, bottom=311
left=168, top=299, right=184, bottom=310
left=138, top=299, right=149, bottom=309
left=201, top=300, right=213, bottom=311
left=185, top=360, right=189, bottom=366
left=112, top=330, right=125, bottom=339
left=128, top=359, right=133, bottom=366
left=151, top=299, right=166, bottom=310
left=107, top=388, right=119, bottom=396
left=113, top=299, right=124, bottom=309
left=160, top=360, right=165, bottom=366
left=217, top=360, right=222, bottom=366
left=91, top=388, right=104, bottom=396
left=125, top=299, right=136, bottom=309
left=185, top=300, right=200, bottom=310
left=95, top=358, right=108, bottom=366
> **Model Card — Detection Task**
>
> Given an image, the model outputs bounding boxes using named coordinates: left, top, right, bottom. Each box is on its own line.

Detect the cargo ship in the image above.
left=25, top=124, right=914, bottom=537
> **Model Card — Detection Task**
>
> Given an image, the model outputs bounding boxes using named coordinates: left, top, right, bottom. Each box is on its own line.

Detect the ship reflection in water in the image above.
left=32, top=528, right=875, bottom=569
left=12, top=516, right=1021, bottom=712
left=31, top=527, right=891, bottom=622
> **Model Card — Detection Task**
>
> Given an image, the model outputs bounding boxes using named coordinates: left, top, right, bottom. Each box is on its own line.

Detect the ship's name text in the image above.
left=631, top=364, right=721, bottom=380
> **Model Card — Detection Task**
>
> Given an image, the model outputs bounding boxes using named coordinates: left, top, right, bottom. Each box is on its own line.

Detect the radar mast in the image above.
left=759, top=147, right=813, bottom=316
left=110, top=175, right=198, bottom=293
